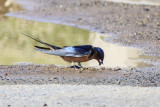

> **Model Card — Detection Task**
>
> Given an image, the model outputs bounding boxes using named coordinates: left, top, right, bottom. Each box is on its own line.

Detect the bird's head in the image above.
left=93, top=47, right=104, bottom=65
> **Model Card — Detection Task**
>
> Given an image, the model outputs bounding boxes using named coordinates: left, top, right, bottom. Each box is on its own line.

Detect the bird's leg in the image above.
left=71, top=61, right=74, bottom=66
left=71, top=62, right=81, bottom=69
left=78, top=62, right=82, bottom=68
left=71, top=61, right=76, bottom=69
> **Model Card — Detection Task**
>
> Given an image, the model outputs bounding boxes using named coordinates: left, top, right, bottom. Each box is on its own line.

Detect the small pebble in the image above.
left=43, top=103, right=47, bottom=106
left=114, top=67, right=121, bottom=71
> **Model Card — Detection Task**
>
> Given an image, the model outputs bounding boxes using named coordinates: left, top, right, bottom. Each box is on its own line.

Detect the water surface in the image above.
left=0, top=17, right=154, bottom=68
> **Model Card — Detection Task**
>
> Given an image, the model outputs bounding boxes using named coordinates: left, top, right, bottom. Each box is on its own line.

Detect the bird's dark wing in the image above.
left=63, top=45, right=93, bottom=56
left=70, top=45, right=93, bottom=51
left=22, top=33, right=61, bottom=50
left=35, top=45, right=93, bottom=57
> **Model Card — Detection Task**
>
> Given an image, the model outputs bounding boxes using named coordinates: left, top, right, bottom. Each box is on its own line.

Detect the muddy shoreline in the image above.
left=2, top=0, right=160, bottom=86
left=0, top=64, right=159, bottom=86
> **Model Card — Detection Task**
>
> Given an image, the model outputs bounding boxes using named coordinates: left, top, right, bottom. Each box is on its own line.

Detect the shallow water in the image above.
left=0, top=17, right=154, bottom=68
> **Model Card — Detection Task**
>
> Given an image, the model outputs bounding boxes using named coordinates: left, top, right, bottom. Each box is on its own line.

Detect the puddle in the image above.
left=0, top=0, right=157, bottom=68
left=103, top=0, right=160, bottom=6
left=0, top=17, right=155, bottom=68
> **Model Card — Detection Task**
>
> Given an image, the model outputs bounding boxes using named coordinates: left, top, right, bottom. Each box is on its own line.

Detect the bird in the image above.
left=22, top=33, right=104, bottom=68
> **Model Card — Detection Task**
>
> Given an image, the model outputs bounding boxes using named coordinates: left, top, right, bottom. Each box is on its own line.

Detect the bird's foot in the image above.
left=70, top=65, right=82, bottom=69
left=78, top=62, right=82, bottom=68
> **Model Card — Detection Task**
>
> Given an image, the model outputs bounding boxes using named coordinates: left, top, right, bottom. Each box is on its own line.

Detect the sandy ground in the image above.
left=1, top=0, right=160, bottom=106
left=0, top=84, right=160, bottom=107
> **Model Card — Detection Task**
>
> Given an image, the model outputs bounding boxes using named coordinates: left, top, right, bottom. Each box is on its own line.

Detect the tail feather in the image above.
left=22, top=33, right=61, bottom=50
left=35, top=46, right=51, bottom=50
left=35, top=47, right=66, bottom=56
left=35, top=48, right=55, bottom=55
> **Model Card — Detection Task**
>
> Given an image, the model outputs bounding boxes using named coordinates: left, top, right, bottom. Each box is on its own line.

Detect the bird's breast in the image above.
left=61, top=53, right=98, bottom=63
left=61, top=55, right=91, bottom=62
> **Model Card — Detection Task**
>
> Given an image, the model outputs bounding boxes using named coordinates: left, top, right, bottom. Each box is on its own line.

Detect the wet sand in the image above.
left=0, top=64, right=159, bottom=86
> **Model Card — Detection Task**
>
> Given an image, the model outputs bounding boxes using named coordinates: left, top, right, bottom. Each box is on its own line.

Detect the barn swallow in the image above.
left=22, top=33, right=104, bottom=68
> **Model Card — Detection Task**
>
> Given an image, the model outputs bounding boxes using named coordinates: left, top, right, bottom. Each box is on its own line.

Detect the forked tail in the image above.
left=22, top=32, right=61, bottom=50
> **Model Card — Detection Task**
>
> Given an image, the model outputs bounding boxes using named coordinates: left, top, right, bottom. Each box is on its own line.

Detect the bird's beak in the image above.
left=98, top=60, right=103, bottom=66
